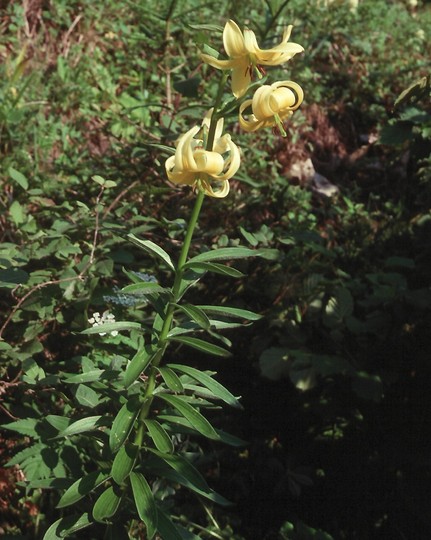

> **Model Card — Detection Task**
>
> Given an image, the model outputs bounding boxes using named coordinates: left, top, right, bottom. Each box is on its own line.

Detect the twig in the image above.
left=0, top=400, right=20, bottom=420
left=103, top=179, right=139, bottom=218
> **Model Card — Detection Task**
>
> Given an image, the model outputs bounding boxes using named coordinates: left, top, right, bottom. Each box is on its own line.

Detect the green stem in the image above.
left=133, top=190, right=205, bottom=447
left=207, top=71, right=229, bottom=150
left=133, top=71, right=228, bottom=447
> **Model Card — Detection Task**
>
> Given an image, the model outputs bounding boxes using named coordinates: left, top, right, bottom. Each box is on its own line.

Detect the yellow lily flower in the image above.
left=201, top=20, right=304, bottom=98
left=165, top=118, right=241, bottom=198
left=239, top=80, right=304, bottom=134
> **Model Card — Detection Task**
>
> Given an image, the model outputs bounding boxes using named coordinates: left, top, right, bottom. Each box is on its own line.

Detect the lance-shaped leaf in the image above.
left=153, top=464, right=230, bottom=506
left=168, top=335, right=231, bottom=357
left=197, top=305, right=262, bottom=321
left=255, top=248, right=280, bottom=260
left=185, top=246, right=260, bottom=266
left=43, top=513, right=92, bottom=540
left=144, top=451, right=231, bottom=506
left=159, top=415, right=247, bottom=447
left=394, top=75, right=430, bottom=110
left=92, top=485, right=122, bottom=522
left=207, top=320, right=244, bottom=331
left=128, top=234, right=175, bottom=270
left=157, top=366, right=184, bottom=393
left=144, top=419, right=174, bottom=454
left=122, top=282, right=171, bottom=296
left=81, top=321, right=141, bottom=335
left=173, top=303, right=211, bottom=330
left=149, top=449, right=209, bottom=492
left=157, top=394, right=219, bottom=440
left=57, top=471, right=110, bottom=509
left=177, top=268, right=206, bottom=300
left=45, top=415, right=71, bottom=432
left=64, top=369, right=105, bottom=384
left=184, top=261, right=245, bottom=278
left=109, top=396, right=141, bottom=453
left=111, top=442, right=139, bottom=485
left=155, top=508, right=184, bottom=540
left=129, top=472, right=158, bottom=539
left=124, top=347, right=155, bottom=389
left=167, top=364, right=242, bottom=409
left=58, top=416, right=110, bottom=438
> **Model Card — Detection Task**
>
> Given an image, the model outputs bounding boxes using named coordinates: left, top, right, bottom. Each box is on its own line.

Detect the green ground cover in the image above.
left=1, top=0, right=431, bottom=538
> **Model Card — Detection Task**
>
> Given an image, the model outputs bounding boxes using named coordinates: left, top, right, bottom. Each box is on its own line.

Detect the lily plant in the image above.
left=13, top=18, right=306, bottom=540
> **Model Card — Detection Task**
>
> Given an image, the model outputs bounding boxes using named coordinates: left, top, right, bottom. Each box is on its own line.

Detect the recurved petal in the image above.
left=175, top=126, right=200, bottom=171
left=165, top=155, right=176, bottom=175
left=225, top=138, right=241, bottom=177
left=272, top=80, right=304, bottom=110
left=239, top=115, right=263, bottom=132
left=223, top=20, right=247, bottom=57
left=216, top=136, right=241, bottom=180
left=200, top=178, right=230, bottom=198
left=243, top=28, right=260, bottom=54
left=239, top=100, right=265, bottom=132
left=282, top=25, right=294, bottom=43
left=255, top=42, right=304, bottom=65
left=200, top=54, right=238, bottom=71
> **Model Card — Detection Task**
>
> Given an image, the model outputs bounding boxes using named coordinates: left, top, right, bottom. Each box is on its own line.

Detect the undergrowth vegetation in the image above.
left=1, top=0, right=431, bottom=539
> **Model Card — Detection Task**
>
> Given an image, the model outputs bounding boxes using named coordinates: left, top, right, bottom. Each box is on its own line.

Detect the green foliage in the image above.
left=1, top=1, right=431, bottom=539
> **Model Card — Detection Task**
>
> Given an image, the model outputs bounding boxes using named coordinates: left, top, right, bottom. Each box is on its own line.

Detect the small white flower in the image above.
left=88, top=310, right=119, bottom=337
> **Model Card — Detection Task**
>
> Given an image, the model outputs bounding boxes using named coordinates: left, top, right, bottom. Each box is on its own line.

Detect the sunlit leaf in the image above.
left=185, top=247, right=261, bottom=266
left=173, top=303, right=211, bottom=329
left=9, top=166, right=28, bottom=190
left=92, top=485, right=122, bottom=522
left=157, top=366, right=184, bottom=393
left=128, top=234, right=175, bottom=270
left=130, top=472, right=158, bottom=538
left=43, top=513, right=92, bottom=540
left=122, top=282, right=171, bottom=296
left=144, top=419, right=174, bottom=454
left=81, top=321, right=141, bottom=335
left=45, top=415, right=71, bottom=432
left=148, top=449, right=209, bottom=491
left=111, top=443, right=138, bottom=485
left=168, top=364, right=242, bottom=409
left=74, top=384, right=100, bottom=408
left=168, top=335, right=231, bottom=357
left=184, top=261, right=245, bottom=278
left=57, top=471, right=110, bottom=509
left=158, top=394, right=219, bottom=440
left=197, top=305, right=262, bottom=321
left=1, top=418, right=38, bottom=437
left=58, top=416, right=110, bottom=438
left=63, top=369, right=105, bottom=384
left=394, top=75, right=430, bottom=110
left=124, top=346, right=156, bottom=389
left=144, top=451, right=231, bottom=506
left=109, top=396, right=141, bottom=453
